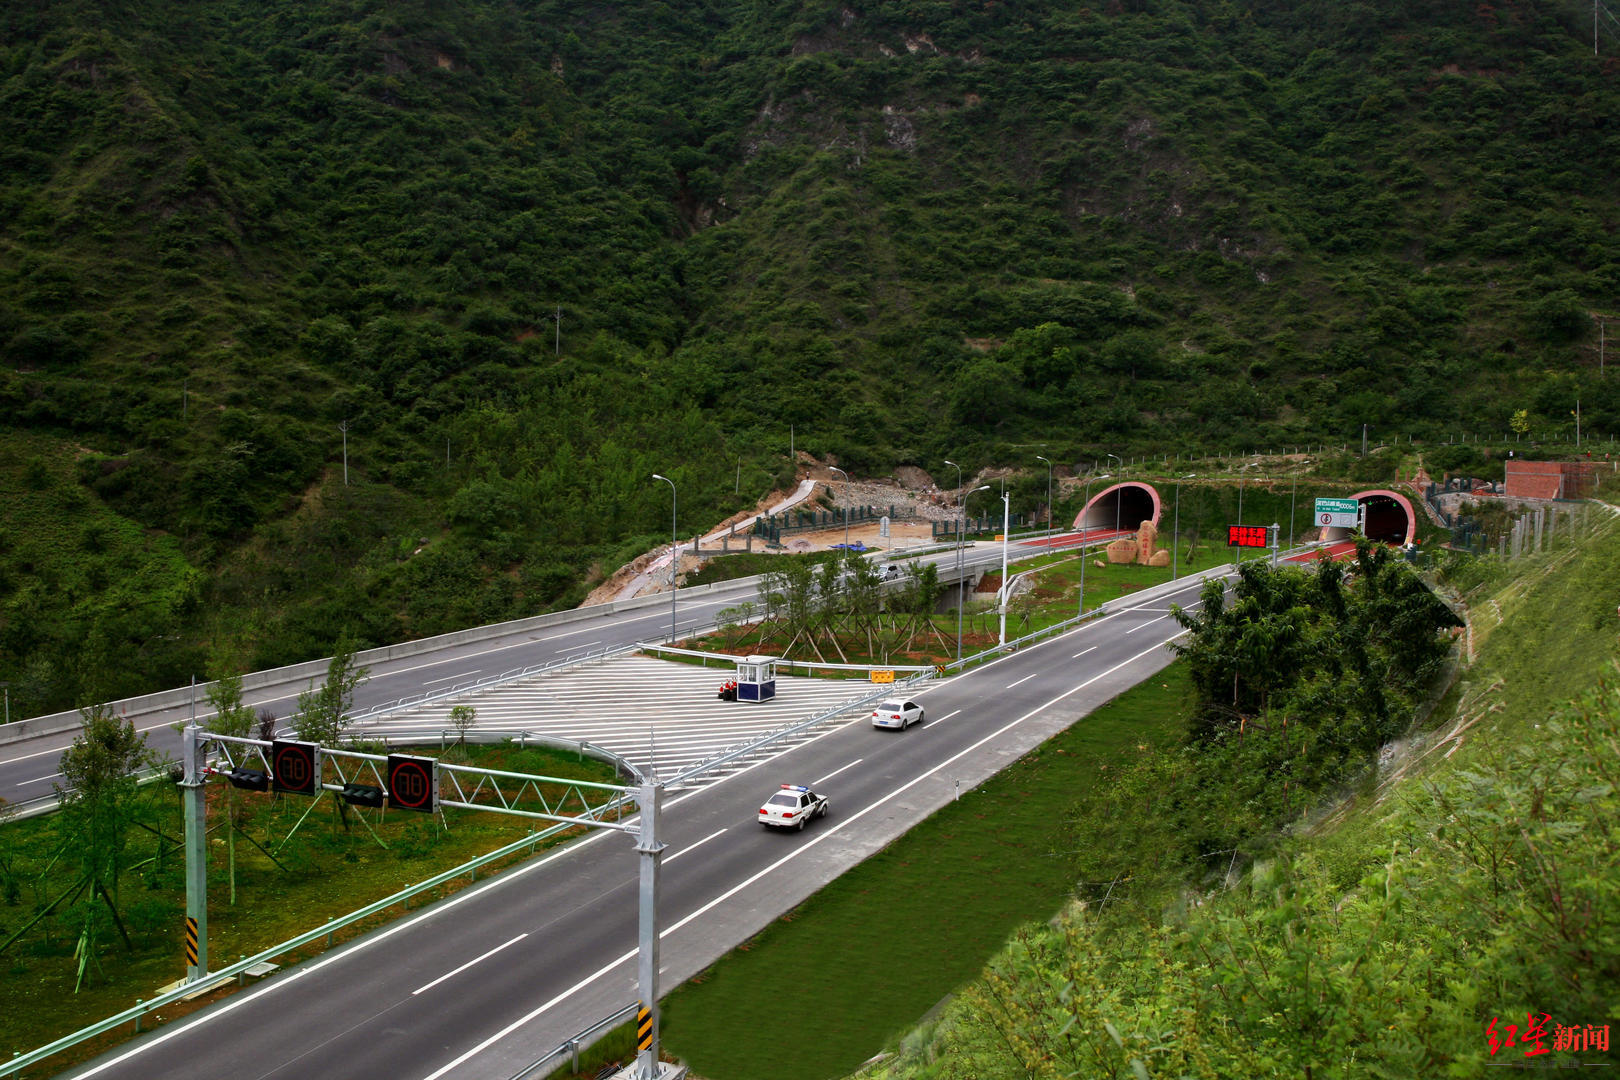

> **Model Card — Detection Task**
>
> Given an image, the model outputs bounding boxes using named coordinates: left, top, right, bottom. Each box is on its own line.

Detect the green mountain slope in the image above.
left=2, top=0, right=1617, bottom=712
left=854, top=503, right=1620, bottom=1079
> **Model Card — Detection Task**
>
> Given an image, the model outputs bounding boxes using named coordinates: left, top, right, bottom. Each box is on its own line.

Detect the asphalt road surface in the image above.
left=0, top=532, right=1127, bottom=809
left=58, top=570, right=1211, bottom=1080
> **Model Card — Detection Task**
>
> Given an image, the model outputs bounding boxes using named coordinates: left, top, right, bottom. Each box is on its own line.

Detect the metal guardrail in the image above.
left=938, top=557, right=1257, bottom=673
left=0, top=811, right=633, bottom=1079
left=638, top=642, right=935, bottom=676
left=346, top=642, right=639, bottom=727
left=509, top=1001, right=640, bottom=1080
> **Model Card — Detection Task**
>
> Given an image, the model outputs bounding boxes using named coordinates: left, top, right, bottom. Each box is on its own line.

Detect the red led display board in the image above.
left=1227, top=525, right=1270, bottom=549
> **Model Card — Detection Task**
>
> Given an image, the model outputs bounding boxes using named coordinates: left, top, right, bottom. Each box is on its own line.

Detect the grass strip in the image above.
left=0, top=742, right=618, bottom=1071
left=658, top=665, right=1194, bottom=1080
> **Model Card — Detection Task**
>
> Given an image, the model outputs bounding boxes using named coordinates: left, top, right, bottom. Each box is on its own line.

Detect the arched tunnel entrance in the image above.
left=1073, top=482, right=1161, bottom=535
left=1321, top=489, right=1416, bottom=546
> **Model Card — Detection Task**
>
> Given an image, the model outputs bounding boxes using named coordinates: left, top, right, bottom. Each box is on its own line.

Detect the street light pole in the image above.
left=1079, top=472, right=1110, bottom=616
left=828, top=466, right=850, bottom=551
left=1036, top=455, right=1052, bottom=538
left=651, top=474, right=677, bottom=643
left=944, top=461, right=963, bottom=658
left=1106, top=454, right=1123, bottom=534
left=998, top=490, right=1011, bottom=647
left=957, top=483, right=990, bottom=661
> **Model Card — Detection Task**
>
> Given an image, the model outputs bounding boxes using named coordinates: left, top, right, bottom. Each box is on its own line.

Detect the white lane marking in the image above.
left=77, top=580, right=1209, bottom=1080
left=1124, top=617, right=1164, bottom=635
left=420, top=632, right=1190, bottom=1080
left=929, top=709, right=962, bottom=725
left=664, top=828, right=727, bottom=866
left=59, top=631, right=886, bottom=1079
left=423, top=670, right=479, bottom=686
left=411, top=934, right=528, bottom=996
left=538, top=625, right=607, bottom=641
left=1006, top=673, right=1039, bottom=689
left=17, top=772, right=61, bottom=786
left=1072, top=646, right=1098, bottom=660
left=812, top=759, right=863, bottom=786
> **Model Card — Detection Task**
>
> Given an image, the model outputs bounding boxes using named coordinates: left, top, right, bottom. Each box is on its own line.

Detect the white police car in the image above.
left=758, top=784, right=828, bottom=831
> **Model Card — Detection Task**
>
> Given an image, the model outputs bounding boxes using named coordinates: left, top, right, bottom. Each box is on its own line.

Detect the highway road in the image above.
left=0, top=531, right=1126, bottom=809
left=57, top=569, right=1210, bottom=1080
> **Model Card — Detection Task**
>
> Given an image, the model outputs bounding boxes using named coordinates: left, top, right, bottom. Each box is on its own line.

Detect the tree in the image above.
left=449, top=704, right=476, bottom=747
left=205, top=664, right=257, bottom=905
left=1510, top=408, right=1530, bottom=438
left=53, top=705, right=156, bottom=989
left=292, top=640, right=370, bottom=747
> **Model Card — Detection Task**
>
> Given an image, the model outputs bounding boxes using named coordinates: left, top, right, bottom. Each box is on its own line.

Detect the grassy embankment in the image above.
left=595, top=502, right=1618, bottom=1078
left=852, top=506, right=1620, bottom=1075
left=0, top=743, right=619, bottom=1072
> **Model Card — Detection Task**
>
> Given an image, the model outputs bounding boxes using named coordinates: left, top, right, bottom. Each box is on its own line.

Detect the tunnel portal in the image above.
left=1073, top=482, right=1161, bottom=534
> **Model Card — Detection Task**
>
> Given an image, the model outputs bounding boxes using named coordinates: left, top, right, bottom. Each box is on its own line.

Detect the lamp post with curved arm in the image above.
left=828, top=465, right=850, bottom=552
left=652, top=474, right=677, bottom=642
left=958, top=484, right=990, bottom=660
left=1079, top=472, right=1110, bottom=616
left=998, top=489, right=1011, bottom=646
left=1036, top=455, right=1052, bottom=538
left=1105, top=454, right=1123, bottom=534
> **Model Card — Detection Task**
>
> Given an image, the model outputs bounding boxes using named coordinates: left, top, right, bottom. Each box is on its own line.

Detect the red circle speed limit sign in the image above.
left=387, top=755, right=438, bottom=813
left=271, top=741, right=319, bottom=796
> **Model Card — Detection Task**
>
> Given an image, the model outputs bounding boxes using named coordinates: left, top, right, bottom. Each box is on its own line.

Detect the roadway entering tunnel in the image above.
left=1073, top=482, right=1161, bottom=534
left=1320, top=489, right=1417, bottom=546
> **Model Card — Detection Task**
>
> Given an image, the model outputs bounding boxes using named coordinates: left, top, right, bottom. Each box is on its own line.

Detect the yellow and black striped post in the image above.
left=636, top=1002, right=653, bottom=1054
left=181, top=723, right=209, bottom=982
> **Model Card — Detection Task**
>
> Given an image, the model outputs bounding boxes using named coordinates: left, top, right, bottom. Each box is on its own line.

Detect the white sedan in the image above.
left=871, top=699, right=924, bottom=730
left=758, top=785, right=829, bottom=830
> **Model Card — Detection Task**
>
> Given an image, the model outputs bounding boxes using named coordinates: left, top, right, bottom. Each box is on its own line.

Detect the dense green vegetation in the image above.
left=857, top=507, right=1620, bottom=1076
left=3, top=0, right=1617, bottom=712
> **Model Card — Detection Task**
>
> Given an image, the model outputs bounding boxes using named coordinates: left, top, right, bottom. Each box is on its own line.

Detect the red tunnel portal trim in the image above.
left=1321, top=488, right=1416, bottom=546
left=1072, top=482, right=1162, bottom=533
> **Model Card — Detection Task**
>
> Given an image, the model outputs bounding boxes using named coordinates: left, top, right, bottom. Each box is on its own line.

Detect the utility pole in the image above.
left=1289, top=472, right=1297, bottom=550
left=1172, top=481, right=1180, bottom=581
left=554, top=305, right=561, bottom=356
left=652, top=475, right=677, bottom=643
left=1036, top=455, right=1052, bottom=538
left=828, top=466, right=850, bottom=551
left=338, top=420, right=350, bottom=486
left=997, top=491, right=1010, bottom=647
left=634, top=780, right=666, bottom=1080
left=180, top=724, right=208, bottom=983
left=1362, top=423, right=1368, bottom=456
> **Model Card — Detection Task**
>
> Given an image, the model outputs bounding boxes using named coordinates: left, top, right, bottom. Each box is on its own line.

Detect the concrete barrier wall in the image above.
left=0, top=544, right=979, bottom=747
left=0, top=578, right=753, bottom=747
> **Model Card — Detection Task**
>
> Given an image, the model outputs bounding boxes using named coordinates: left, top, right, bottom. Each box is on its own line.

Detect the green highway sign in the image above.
left=1314, top=497, right=1359, bottom=529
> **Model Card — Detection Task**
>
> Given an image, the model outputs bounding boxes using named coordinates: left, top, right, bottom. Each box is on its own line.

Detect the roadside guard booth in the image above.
left=735, top=655, right=778, bottom=703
